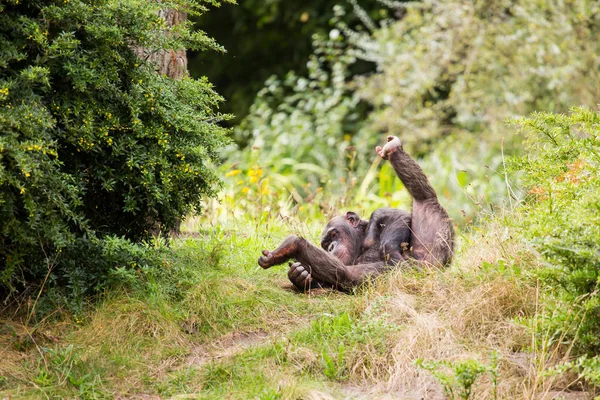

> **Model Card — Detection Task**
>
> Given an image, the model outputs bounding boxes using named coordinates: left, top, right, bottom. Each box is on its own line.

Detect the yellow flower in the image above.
left=241, top=187, right=250, bottom=195
left=250, top=176, right=259, bottom=183
left=225, top=169, right=242, bottom=177
left=20, top=188, right=25, bottom=194
left=260, top=179, right=270, bottom=195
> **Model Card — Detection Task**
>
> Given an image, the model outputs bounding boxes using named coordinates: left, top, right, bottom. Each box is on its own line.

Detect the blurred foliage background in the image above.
left=1, top=2, right=599, bottom=396
left=194, top=0, right=600, bottom=227
left=188, top=0, right=387, bottom=125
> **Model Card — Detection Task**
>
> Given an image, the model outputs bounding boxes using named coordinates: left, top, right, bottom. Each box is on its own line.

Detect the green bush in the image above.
left=510, top=107, right=600, bottom=377
left=0, top=0, right=230, bottom=294
left=231, top=35, right=369, bottom=194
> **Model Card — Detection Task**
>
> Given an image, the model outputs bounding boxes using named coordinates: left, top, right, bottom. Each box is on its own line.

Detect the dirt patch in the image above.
left=279, top=281, right=337, bottom=297
left=185, top=330, right=271, bottom=367
left=545, top=391, right=595, bottom=400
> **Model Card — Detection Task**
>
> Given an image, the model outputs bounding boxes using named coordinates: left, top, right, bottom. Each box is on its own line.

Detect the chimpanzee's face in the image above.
left=320, top=212, right=364, bottom=265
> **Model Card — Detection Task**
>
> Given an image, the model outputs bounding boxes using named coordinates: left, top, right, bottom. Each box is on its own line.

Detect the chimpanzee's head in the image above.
left=320, top=211, right=367, bottom=265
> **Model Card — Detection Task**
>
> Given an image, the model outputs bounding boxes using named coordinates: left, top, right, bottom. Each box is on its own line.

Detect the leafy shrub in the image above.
left=510, top=107, right=600, bottom=379
left=0, top=0, right=229, bottom=293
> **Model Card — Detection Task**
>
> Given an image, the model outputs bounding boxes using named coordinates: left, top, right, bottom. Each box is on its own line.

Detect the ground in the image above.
left=0, top=219, right=594, bottom=399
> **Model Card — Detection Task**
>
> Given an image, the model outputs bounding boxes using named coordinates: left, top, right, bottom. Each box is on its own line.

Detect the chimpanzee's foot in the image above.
left=288, top=262, right=327, bottom=292
left=258, top=250, right=275, bottom=269
left=258, top=235, right=301, bottom=269
left=375, top=135, right=402, bottom=160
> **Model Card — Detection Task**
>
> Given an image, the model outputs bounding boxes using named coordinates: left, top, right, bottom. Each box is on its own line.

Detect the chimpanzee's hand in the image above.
left=288, top=262, right=314, bottom=292
left=376, top=135, right=402, bottom=160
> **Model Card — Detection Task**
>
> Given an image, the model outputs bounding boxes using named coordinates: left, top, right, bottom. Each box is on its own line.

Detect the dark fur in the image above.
left=258, top=136, right=454, bottom=291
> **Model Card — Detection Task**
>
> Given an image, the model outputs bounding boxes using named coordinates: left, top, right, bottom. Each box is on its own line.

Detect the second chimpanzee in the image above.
left=258, top=135, right=454, bottom=291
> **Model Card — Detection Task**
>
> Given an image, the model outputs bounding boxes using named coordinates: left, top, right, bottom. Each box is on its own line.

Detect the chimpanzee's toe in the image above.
left=375, top=145, right=386, bottom=159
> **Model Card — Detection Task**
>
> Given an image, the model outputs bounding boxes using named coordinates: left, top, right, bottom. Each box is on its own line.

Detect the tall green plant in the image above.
left=0, top=0, right=230, bottom=292
left=226, top=34, right=371, bottom=195
left=416, top=355, right=499, bottom=400
left=510, top=107, right=600, bottom=382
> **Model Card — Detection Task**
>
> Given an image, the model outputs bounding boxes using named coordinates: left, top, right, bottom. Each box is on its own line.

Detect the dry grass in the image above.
left=314, top=223, right=552, bottom=399
left=0, top=322, right=34, bottom=385
left=1, top=219, right=594, bottom=399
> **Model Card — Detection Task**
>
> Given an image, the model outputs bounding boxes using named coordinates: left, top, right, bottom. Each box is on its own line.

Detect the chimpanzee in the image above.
left=258, top=135, right=454, bottom=291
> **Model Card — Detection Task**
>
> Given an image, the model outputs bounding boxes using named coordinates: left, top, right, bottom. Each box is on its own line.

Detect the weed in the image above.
left=416, top=353, right=499, bottom=400
left=322, top=343, right=348, bottom=381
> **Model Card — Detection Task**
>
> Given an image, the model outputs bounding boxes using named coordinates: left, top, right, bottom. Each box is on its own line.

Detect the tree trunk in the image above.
left=135, top=9, right=188, bottom=79
left=135, top=7, right=188, bottom=236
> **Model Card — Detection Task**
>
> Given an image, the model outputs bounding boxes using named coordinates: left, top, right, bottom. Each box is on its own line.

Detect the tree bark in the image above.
left=135, top=7, right=188, bottom=236
left=135, top=9, right=188, bottom=79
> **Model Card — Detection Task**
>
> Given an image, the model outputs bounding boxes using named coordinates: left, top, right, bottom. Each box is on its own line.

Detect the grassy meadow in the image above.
left=1, top=207, right=585, bottom=399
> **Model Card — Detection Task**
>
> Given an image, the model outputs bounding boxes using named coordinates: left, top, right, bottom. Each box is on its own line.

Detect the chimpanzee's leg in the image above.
left=376, top=136, right=455, bottom=267
left=258, top=235, right=386, bottom=289
left=258, top=235, right=301, bottom=269
left=380, top=218, right=412, bottom=264
left=362, top=208, right=412, bottom=265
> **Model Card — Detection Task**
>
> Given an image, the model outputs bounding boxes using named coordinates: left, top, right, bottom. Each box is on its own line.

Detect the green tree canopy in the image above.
left=0, top=0, right=230, bottom=292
